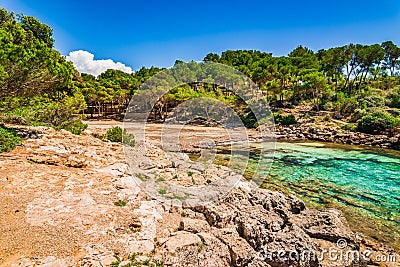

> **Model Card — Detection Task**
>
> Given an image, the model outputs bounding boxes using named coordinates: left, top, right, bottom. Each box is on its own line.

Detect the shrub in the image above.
left=105, top=126, right=122, bottom=142
left=123, top=130, right=136, bottom=147
left=390, top=94, right=400, bottom=108
left=349, top=108, right=368, bottom=123
left=59, top=120, right=88, bottom=135
left=359, top=95, right=385, bottom=108
left=274, top=113, right=297, bottom=125
left=0, top=93, right=87, bottom=134
left=104, top=126, right=135, bottom=146
left=356, top=111, right=399, bottom=134
left=335, top=95, right=359, bottom=116
left=0, top=126, right=22, bottom=153
left=241, top=114, right=257, bottom=128
left=388, top=87, right=400, bottom=108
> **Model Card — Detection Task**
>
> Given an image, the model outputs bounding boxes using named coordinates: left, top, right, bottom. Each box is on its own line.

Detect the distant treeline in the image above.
left=0, top=7, right=399, bottom=134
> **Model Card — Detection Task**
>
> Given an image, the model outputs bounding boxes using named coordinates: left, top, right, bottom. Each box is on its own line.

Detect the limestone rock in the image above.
left=162, top=231, right=203, bottom=266
left=159, top=187, right=365, bottom=267
left=179, top=217, right=211, bottom=233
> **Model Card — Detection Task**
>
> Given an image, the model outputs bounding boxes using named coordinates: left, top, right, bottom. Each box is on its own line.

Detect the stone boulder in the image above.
left=159, top=186, right=360, bottom=267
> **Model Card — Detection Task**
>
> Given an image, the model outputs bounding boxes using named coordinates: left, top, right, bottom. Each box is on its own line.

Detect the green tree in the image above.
left=18, top=15, right=54, bottom=47
left=302, top=72, right=328, bottom=111
left=381, top=41, right=400, bottom=76
left=317, top=47, right=346, bottom=89
left=354, top=44, right=385, bottom=89
left=0, top=8, right=74, bottom=98
left=204, top=53, right=220, bottom=62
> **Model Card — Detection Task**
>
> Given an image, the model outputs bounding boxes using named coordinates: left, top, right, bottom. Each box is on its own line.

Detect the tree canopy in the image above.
left=0, top=6, right=399, bottom=133
left=0, top=8, right=74, bottom=99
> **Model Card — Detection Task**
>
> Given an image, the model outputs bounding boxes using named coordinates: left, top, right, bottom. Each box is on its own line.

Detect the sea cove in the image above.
left=2, top=2, right=400, bottom=264
left=217, top=141, right=400, bottom=250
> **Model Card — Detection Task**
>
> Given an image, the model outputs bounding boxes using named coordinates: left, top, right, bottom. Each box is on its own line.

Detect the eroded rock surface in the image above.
left=157, top=187, right=360, bottom=267
left=0, top=124, right=398, bottom=267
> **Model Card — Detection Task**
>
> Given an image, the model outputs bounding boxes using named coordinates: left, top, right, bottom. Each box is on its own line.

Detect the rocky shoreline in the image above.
left=0, top=124, right=399, bottom=266
left=275, top=123, right=400, bottom=150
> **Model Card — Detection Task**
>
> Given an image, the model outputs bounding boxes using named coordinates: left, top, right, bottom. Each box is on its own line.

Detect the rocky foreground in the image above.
left=0, top=124, right=399, bottom=267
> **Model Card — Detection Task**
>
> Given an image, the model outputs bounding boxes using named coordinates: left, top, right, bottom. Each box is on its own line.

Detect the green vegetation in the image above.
left=119, top=45, right=398, bottom=132
left=111, top=252, right=121, bottom=267
left=135, top=173, right=148, bottom=181
left=181, top=211, right=187, bottom=217
left=158, top=189, right=167, bottom=195
left=0, top=126, right=22, bottom=152
left=126, top=252, right=164, bottom=267
left=197, top=241, right=205, bottom=252
left=1, top=6, right=399, bottom=136
left=356, top=110, right=399, bottom=134
left=122, top=130, right=136, bottom=146
left=155, top=177, right=165, bottom=182
left=274, top=113, right=297, bottom=125
left=114, top=200, right=127, bottom=206
left=0, top=8, right=86, bottom=134
left=173, top=193, right=192, bottom=200
left=342, top=123, right=357, bottom=132
left=105, top=126, right=123, bottom=142
left=103, top=126, right=135, bottom=146
left=202, top=45, right=400, bottom=132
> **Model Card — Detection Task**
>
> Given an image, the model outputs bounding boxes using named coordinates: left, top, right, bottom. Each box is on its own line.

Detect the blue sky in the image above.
left=2, top=0, right=400, bottom=71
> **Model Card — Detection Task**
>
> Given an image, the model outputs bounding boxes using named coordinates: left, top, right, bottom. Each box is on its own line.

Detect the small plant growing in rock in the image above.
left=61, top=120, right=88, bottom=135
left=155, top=260, right=164, bottom=267
left=173, top=193, right=191, bottom=200
left=111, top=252, right=121, bottom=267
left=129, top=252, right=143, bottom=261
left=122, top=130, right=136, bottom=147
left=158, top=189, right=167, bottom=195
left=198, top=241, right=205, bottom=252
left=181, top=211, right=187, bottom=217
left=27, top=159, right=37, bottom=164
left=135, top=173, right=148, bottom=181
left=115, top=200, right=127, bottom=206
left=131, top=227, right=141, bottom=233
left=155, top=177, right=165, bottom=182
left=187, top=171, right=193, bottom=177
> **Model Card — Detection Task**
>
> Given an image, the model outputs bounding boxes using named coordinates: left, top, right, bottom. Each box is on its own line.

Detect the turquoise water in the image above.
left=217, top=142, right=400, bottom=250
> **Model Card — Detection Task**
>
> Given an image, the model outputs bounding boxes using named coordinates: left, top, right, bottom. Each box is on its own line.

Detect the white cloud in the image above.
left=66, top=50, right=133, bottom=76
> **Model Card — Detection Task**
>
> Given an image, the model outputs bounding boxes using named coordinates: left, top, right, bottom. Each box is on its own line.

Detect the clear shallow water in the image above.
left=216, top=142, right=400, bottom=250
